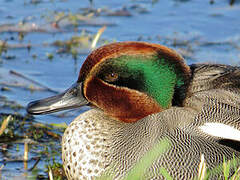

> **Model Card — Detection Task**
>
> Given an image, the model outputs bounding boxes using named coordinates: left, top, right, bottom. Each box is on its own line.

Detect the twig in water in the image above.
left=28, top=157, right=41, bottom=171
left=9, top=70, right=59, bottom=93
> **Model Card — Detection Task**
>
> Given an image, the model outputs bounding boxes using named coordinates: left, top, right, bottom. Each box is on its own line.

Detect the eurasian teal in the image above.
left=27, top=42, right=240, bottom=179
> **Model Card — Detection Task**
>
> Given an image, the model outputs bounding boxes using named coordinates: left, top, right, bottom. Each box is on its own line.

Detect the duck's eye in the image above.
left=104, top=72, right=119, bottom=82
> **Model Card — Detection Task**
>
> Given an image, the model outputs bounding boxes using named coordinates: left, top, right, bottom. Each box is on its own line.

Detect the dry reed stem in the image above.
left=91, top=26, right=106, bottom=49
left=49, top=166, right=54, bottom=180
left=24, top=142, right=28, bottom=161
left=198, top=154, right=207, bottom=180
left=0, top=115, right=12, bottom=136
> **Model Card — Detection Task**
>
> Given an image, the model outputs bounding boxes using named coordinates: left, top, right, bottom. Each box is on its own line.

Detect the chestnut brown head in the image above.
left=27, top=41, right=190, bottom=123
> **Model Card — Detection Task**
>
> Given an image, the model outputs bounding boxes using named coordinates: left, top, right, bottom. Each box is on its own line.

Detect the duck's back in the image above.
left=180, top=64, right=240, bottom=148
left=190, top=64, right=240, bottom=93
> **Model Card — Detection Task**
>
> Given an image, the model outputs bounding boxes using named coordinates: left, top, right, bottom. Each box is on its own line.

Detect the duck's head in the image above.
left=27, top=41, right=191, bottom=123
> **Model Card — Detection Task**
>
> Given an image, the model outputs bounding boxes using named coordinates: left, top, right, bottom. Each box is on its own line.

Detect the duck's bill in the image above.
left=27, top=82, right=88, bottom=115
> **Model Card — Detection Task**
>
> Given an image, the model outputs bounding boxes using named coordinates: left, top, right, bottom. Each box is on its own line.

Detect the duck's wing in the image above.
left=174, top=64, right=240, bottom=150
left=186, top=90, right=240, bottom=148
left=154, top=105, right=240, bottom=146
left=111, top=113, right=240, bottom=179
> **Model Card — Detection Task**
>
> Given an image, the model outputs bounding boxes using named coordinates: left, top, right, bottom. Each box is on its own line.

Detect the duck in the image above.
left=27, top=41, right=240, bottom=179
